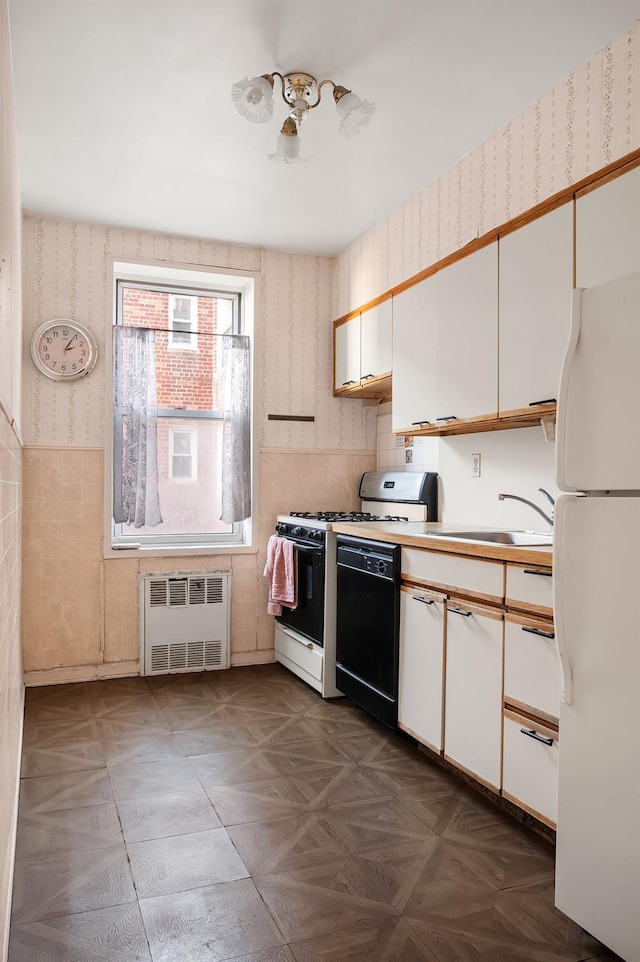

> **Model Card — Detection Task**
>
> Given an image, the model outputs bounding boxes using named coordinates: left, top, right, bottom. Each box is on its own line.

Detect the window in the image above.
left=169, top=294, right=198, bottom=349
left=111, top=267, right=253, bottom=549
left=170, top=429, right=197, bottom=481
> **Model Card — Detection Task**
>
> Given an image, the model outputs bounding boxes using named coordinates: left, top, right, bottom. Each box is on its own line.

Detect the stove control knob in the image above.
left=292, top=526, right=302, bottom=537
left=276, top=523, right=285, bottom=534
left=313, top=530, right=324, bottom=541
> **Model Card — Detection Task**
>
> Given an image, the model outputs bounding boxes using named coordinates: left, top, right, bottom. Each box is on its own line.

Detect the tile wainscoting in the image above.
left=0, top=411, right=23, bottom=959
left=21, top=446, right=375, bottom=685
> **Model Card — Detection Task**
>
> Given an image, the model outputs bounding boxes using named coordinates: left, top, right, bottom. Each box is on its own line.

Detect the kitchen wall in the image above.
left=343, top=22, right=640, bottom=527
left=20, top=216, right=375, bottom=683
left=0, top=0, right=24, bottom=955
left=376, top=407, right=557, bottom=530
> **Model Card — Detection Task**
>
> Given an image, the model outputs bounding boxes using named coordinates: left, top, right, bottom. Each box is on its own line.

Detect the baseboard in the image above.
left=24, top=661, right=140, bottom=687
left=25, top=652, right=276, bottom=686
left=230, top=649, right=275, bottom=666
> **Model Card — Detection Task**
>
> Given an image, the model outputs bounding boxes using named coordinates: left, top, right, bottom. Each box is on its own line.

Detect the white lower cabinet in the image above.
left=502, top=708, right=558, bottom=827
left=444, top=599, right=504, bottom=790
left=504, top=612, right=560, bottom=721
left=398, top=586, right=446, bottom=752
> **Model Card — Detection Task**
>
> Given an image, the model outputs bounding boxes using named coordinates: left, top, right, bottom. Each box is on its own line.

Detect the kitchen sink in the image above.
left=427, top=530, right=553, bottom=546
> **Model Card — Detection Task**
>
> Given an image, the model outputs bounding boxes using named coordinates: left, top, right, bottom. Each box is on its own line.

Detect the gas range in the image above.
left=271, top=471, right=438, bottom=700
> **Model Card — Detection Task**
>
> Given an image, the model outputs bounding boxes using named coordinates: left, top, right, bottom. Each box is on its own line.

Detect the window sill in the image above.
left=105, top=543, right=258, bottom=560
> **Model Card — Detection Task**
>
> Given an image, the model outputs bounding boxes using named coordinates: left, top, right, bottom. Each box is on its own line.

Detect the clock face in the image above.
left=31, top=320, right=98, bottom=381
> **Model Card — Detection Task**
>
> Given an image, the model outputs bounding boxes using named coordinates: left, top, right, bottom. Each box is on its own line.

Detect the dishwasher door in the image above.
left=335, top=536, right=400, bottom=727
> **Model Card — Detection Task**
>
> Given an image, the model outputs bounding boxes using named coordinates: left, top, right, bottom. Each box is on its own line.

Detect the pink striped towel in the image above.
left=264, top=535, right=297, bottom=616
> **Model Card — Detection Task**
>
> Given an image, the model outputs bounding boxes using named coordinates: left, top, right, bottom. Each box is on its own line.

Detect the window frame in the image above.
left=109, top=265, right=254, bottom=553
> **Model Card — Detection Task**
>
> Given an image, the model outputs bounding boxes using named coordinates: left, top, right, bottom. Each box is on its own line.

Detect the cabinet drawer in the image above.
left=502, top=709, right=558, bottom=828
left=275, top=625, right=323, bottom=683
left=505, top=562, right=553, bottom=616
left=504, top=613, right=560, bottom=722
left=402, top=548, right=503, bottom=603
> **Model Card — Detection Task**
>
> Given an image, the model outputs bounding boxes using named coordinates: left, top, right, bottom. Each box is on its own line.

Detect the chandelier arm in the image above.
left=307, top=78, right=336, bottom=110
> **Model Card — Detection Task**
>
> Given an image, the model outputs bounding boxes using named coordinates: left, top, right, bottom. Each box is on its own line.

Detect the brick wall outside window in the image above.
left=119, top=287, right=230, bottom=535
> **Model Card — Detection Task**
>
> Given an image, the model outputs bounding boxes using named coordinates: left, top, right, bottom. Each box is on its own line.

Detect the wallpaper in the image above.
left=21, top=216, right=376, bottom=452
left=336, top=23, right=640, bottom=315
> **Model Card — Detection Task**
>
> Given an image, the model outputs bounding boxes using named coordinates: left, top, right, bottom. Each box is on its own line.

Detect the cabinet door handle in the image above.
left=411, top=595, right=434, bottom=605
left=361, top=373, right=374, bottom=380
left=411, top=420, right=431, bottom=426
left=528, top=398, right=556, bottom=407
left=520, top=727, right=554, bottom=746
left=341, top=380, right=356, bottom=386
left=436, top=415, right=458, bottom=422
left=523, top=568, right=552, bottom=577
left=521, top=625, right=555, bottom=639
left=448, top=606, right=472, bottom=617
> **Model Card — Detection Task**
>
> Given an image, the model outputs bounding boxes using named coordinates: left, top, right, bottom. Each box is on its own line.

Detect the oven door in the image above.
left=277, top=541, right=325, bottom=647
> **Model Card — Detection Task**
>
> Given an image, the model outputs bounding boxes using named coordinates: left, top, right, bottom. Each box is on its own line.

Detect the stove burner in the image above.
left=289, top=510, right=377, bottom=522
left=287, top=510, right=409, bottom=523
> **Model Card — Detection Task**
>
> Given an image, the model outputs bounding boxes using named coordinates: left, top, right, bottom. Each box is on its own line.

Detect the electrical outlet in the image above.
left=471, top=453, right=481, bottom=478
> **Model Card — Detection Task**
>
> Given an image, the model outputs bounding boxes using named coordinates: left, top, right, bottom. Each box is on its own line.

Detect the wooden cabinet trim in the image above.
left=400, top=584, right=447, bottom=604
left=443, top=754, right=500, bottom=795
left=335, top=372, right=392, bottom=399
left=401, top=576, right=503, bottom=608
left=398, top=720, right=442, bottom=755
left=393, top=407, right=554, bottom=438
left=502, top=790, right=557, bottom=830
left=446, top=598, right=504, bottom=621
left=503, top=698, right=559, bottom=731
left=505, top=610, right=554, bottom=631
left=506, top=601, right=554, bottom=619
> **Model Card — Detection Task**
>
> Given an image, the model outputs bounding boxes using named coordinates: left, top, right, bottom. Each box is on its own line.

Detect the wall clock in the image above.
left=31, top=319, right=98, bottom=381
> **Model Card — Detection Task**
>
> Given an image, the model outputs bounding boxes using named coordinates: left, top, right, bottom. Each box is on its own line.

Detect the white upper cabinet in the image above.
left=391, top=275, right=438, bottom=432
left=576, top=166, right=640, bottom=289
left=436, top=242, right=498, bottom=424
left=334, top=314, right=361, bottom=391
left=334, top=300, right=392, bottom=395
left=360, top=299, right=392, bottom=382
left=498, top=203, right=574, bottom=417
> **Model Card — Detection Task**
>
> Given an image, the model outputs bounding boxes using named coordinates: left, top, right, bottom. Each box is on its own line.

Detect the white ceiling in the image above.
left=8, top=1, right=640, bottom=256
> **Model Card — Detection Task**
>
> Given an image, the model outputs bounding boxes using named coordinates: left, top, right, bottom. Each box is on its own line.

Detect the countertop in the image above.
left=330, top=521, right=553, bottom=566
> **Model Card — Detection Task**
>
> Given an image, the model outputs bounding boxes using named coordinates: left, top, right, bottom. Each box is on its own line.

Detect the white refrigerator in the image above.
left=554, top=270, right=640, bottom=962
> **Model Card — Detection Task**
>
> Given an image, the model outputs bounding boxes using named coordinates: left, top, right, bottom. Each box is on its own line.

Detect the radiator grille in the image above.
left=150, top=640, right=225, bottom=673
left=141, top=571, right=230, bottom=676
left=148, top=575, right=226, bottom=608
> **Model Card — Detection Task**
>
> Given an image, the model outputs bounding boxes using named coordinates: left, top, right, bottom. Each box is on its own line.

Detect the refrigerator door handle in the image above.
left=556, top=288, right=583, bottom=493
left=553, top=495, right=574, bottom=705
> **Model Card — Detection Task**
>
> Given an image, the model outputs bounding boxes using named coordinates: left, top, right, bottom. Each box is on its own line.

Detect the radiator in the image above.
left=139, top=570, right=230, bottom=675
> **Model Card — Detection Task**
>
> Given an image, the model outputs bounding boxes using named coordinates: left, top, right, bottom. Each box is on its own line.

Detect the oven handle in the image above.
left=291, top=544, right=324, bottom=555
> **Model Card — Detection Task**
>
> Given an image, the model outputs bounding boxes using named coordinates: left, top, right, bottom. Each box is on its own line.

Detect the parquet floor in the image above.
left=9, top=664, right=620, bottom=962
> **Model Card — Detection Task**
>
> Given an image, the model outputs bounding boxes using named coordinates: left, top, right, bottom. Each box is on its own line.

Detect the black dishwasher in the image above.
left=335, top=535, right=401, bottom=728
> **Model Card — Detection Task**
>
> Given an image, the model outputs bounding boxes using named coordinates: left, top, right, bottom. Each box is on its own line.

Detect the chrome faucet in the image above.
left=498, top=488, right=554, bottom=528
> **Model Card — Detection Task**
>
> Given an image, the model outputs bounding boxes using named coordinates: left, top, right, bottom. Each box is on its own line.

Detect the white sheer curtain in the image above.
left=112, top=326, right=163, bottom=528
left=220, top=333, right=251, bottom=524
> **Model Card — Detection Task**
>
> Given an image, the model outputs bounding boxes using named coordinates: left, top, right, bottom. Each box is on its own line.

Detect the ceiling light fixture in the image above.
left=231, top=71, right=375, bottom=163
